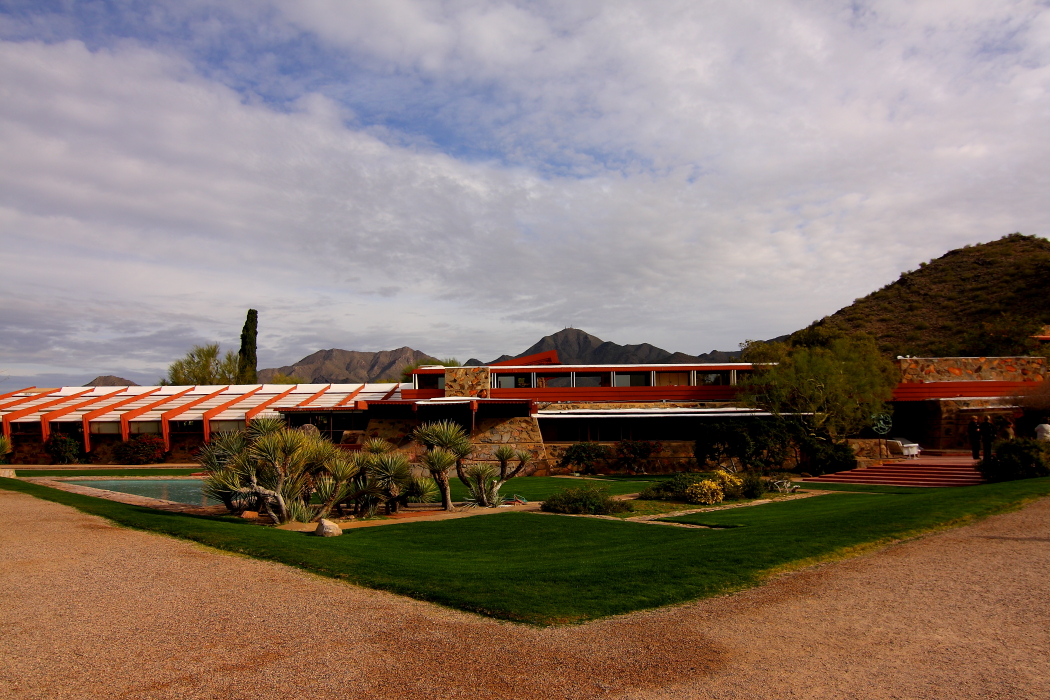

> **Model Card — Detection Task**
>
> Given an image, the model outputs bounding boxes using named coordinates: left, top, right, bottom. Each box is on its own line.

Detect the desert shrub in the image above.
left=638, top=472, right=707, bottom=501
left=558, top=442, right=611, bottom=475
left=113, top=435, right=167, bottom=465
left=740, top=471, right=766, bottom=498
left=799, top=438, right=856, bottom=476
left=45, top=434, right=83, bottom=464
left=0, top=435, right=10, bottom=464
left=977, top=439, right=1050, bottom=482
left=615, top=440, right=663, bottom=474
left=684, top=480, right=723, bottom=505
left=540, top=486, right=633, bottom=515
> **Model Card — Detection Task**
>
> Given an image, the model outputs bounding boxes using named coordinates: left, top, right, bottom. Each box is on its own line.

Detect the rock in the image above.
left=0, top=469, right=15, bottom=478
left=300, top=424, right=321, bottom=437
left=240, top=510, right=259, bottom=519
left=314, top=519, right=342, bottom=537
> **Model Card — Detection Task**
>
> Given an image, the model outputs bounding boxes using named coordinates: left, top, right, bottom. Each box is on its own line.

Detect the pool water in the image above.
left=67, top=479, right=219, bottom=506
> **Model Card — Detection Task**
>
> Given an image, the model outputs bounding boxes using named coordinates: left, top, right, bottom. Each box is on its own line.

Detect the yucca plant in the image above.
left=371, top=451, right=413, bottom=513
left=462, top=464, right=499, bottom=508
left=0, top=434, right=11, bottom=464
left=489, top=446, right=532, bottom=505
left=412, top=420, right=473, bottom=487
left=419, top=447, right=457, bottom=511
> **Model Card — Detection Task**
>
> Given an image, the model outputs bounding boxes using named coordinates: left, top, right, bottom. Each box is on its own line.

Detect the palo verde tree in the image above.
left=162, top=343, right=239, bottom=385
left=741, top=334, right=897, bottom=444
left=237, top=309, right=258, bottom=384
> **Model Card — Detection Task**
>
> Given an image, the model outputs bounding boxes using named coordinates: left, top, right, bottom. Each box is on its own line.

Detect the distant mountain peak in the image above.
left=84, top=375, right=138, bottom=387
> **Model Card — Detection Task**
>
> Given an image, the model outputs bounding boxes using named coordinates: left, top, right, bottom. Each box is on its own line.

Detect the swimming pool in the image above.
left=66, top=479, right=219, bottom=506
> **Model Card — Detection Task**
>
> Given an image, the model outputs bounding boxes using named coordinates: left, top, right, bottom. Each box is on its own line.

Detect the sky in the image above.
left=1, top=0, right=1049, bottom=386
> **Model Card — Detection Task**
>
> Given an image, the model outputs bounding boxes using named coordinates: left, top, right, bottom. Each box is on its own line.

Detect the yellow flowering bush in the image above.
left=713, top=469, right=743, bottom=499
left=684, top=480, right=724, bottom=505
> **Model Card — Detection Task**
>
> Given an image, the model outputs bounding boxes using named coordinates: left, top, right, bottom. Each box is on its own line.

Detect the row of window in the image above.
left=417, top=370, right=746, bottom=391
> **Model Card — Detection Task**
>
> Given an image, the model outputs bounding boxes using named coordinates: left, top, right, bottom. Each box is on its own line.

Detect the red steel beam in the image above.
left=2, top=390, right=92, bottom=440
left=0, top=388, right=60, bottom=411
left=334, top=384, right=365, bottom=407
left=82, top=388, right=161, bottom=452
left=40, top=389, right=125, bottom=442
left=296, top=385, right=331, bottom=407
left=245, top=385, right=298, bottom=425
left=161, top=387, right=229, bottom=452
left=121, top=387, right=195, bottom=442
left=381, top=385, right=399, bottom=401
left=202, top=386, right=262, bottom=441
left=0, top=387, right=34, bottom=402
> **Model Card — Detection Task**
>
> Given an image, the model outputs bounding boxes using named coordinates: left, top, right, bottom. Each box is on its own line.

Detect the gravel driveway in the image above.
left=1, top=490, right=1047, bottom=699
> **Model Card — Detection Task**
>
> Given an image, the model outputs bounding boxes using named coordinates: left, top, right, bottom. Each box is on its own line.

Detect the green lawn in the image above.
left=14, top=468, right=199, bottom=477
left=796, top=482, right=946, bottom=495
left=447, top=476, right=650, bottom=502
left=2, top=476, right=1047, bottom=626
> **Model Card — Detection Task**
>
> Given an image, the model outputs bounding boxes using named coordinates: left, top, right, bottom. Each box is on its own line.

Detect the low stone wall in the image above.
left=899, top=357, right=1046, bottom=383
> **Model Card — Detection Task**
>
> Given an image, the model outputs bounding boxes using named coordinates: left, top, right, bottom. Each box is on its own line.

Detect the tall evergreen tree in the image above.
left=237, top=309, right=258, bottom=384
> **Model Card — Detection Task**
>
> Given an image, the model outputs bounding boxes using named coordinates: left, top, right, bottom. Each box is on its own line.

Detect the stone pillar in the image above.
left=444, top=367, right=491, bottom=398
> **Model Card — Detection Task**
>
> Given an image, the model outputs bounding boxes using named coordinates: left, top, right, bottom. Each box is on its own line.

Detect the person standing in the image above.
left=1036, top=419, right=1050, bottom=442
left=967, top=416, right=981, bottom=460
left=979, top=416, right=996, bottom=462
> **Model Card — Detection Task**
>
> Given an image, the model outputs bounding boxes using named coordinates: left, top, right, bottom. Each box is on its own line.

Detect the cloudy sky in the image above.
left=2, top=1, right=1048, bottom=386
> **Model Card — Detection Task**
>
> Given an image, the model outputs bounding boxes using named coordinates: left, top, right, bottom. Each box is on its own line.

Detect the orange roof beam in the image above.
left=160, top=387, right=229, bottom=452
left=296, top=385, right=331, bottom=407
left=2, top=390, right=92, bottom=440
left=82, top=388, right=161, bottom=452
left=380, top=385, right=399, bottom=401
left=0, top=388, right=61, bottom=411
left=0, top=387, right=34, bottom=402
left=245, top=386, right=299, bottom=425
left=202, top=387, right=262, bottom=441
left=39, top=389, right=126, bottom=442
left=334, top=384, right=365, bottom=407
left=120, top=388, right=195, bottom=442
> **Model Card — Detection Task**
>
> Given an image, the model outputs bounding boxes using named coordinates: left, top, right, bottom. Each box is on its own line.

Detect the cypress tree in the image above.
left=237, top=309, right=258, bottom=384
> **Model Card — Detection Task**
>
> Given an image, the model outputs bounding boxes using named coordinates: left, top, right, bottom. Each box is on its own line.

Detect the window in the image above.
left=655, top=372, right=690, bottom=386
left=416, top=373, right=445, bottom=390
left=574, top=372, right=611, bottom=388
left=129, top=421, right=161, bottom=434
left=614, top=372, right=651, bottom=387
left=495, top=374, right=532, bottom=389
left=698, top=371, right=730, bottom=385
left=536, top=373, right=571, bottom=388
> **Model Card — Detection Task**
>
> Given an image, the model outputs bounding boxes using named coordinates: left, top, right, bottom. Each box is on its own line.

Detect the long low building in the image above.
left=2, top=352, right=1045, bottom=467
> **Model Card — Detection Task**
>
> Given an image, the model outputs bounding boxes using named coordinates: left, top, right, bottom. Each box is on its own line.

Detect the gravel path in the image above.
left=2, top=490, right=1047, bottom=699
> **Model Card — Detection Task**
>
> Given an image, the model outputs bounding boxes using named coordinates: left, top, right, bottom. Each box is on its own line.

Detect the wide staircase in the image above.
left=802, top=454, right=985, bottom=488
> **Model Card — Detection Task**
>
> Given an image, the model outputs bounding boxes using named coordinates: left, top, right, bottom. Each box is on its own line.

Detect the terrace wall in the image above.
left=898, top=357, right=1045, bottom=383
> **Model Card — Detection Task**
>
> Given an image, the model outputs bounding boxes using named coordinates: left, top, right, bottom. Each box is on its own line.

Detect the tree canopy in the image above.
left=162, top=343, right=239, bottom=385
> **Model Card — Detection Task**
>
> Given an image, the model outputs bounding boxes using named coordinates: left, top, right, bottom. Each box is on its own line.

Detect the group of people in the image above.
left=968, top=415, right=1050, bottom=462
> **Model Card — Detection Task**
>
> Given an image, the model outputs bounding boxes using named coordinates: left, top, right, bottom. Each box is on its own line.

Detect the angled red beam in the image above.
left=245, top=385, right=298, bottom=425
left=355, top=401, right=368, bottom=410
left=40, top=389, right=126, bottom=442
left=0, top=388, right=60, bottom=411
left=202, top=386, right=262, bottom=441
left=2, top=390, right=92, bottom=440
left=82, top=388, right=161, bottom=452
left=121, top=387, right=195, bottom=442
left=381, top=385, right=399, bottom=401
left=335, top=384, right=365, bottom=407
left=0, top=387, right=34, bottom=402
left=161, top=387, right=229, bottom=452
left=296, top=385, right=331, bottom=407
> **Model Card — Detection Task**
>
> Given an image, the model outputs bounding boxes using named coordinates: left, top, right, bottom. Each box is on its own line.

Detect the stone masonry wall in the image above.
left=898, top=357, right=1046, bottom=383
left=469, top=417, right=547, bottom=475
left=444, top=367, right=491, bottom=398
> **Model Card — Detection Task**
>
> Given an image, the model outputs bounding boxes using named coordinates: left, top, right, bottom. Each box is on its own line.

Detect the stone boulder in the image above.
left=314, top=518, right=342, bottom=537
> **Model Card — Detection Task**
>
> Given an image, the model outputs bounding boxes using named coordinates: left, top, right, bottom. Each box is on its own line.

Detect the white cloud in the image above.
left=1, top=1, right=1049, bottom=382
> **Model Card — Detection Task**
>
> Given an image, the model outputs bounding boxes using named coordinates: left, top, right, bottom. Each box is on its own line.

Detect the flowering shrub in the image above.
left=712, top=469, right=743, bottom=499
left=684, top=480, right=724, bottom=505
left=113, top=435, right=166, bottom=465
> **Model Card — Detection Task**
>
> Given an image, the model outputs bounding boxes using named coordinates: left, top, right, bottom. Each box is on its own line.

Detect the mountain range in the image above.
left=257, top=347, right=437, bottom=384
